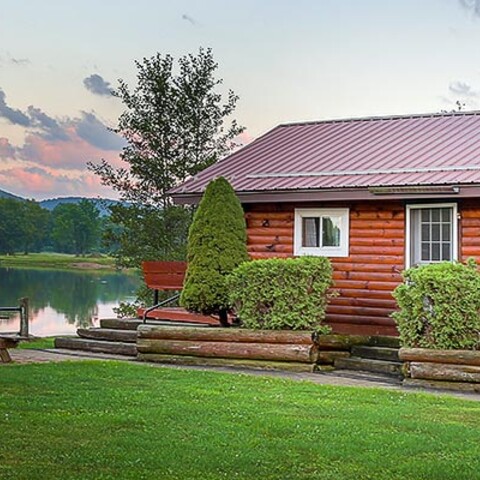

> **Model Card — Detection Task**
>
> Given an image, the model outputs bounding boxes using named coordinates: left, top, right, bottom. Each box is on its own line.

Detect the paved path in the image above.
left=4, top=348, right=480, bottom=401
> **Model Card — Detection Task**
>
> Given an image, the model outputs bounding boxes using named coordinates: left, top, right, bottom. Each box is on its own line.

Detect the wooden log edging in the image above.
left=135, top=326, right=368, bottom=369
left=137, top=339, right=319, bottom=363
left=400, top=347, right=480, bottom=391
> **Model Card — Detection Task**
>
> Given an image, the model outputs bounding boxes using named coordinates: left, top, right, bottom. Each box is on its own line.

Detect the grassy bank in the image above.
left=1, top=361, right=479, bottom=479
left=0, top=252, right=118, bottom=271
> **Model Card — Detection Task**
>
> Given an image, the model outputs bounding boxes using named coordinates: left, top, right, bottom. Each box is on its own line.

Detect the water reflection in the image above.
left=0, top=267, right=139, bottom=336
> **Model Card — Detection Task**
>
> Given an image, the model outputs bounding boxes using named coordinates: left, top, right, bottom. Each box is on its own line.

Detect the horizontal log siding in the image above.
left=244, top=202, right=404, bottom=336
left=461, top=201, right=480, bottom=262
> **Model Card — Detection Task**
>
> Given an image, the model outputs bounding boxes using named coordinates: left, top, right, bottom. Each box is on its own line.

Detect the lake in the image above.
left=0, top=267, right=140, bottom=337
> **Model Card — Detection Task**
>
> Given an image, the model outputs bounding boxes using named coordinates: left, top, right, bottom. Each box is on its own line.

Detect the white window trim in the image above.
left=294, top=208, right=349, bottom=257
left=405, top=203, right=458, bottom=268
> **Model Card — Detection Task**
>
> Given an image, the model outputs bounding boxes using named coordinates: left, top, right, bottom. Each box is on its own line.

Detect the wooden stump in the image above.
left=0, top=337, right=19, bottom=363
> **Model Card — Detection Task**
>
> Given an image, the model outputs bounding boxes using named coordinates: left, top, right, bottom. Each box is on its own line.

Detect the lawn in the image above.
left=0, top=252, right=118, bottom=271
left=1, top=362, right=479, bottom=480
left=17, top=337, right=56, bottom=349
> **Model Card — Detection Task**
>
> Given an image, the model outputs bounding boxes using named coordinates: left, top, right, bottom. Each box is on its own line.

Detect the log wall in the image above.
left=245, top=199, right=480, bottom=336
left=460, top=201, right=480, bottom=262
left=244, top=201, right=405, bottom=337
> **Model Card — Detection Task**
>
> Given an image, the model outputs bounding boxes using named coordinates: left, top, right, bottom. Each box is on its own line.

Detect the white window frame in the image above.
left=294, top=208, right=349, bottom=257
left=405, top=203, right=458, bottom=268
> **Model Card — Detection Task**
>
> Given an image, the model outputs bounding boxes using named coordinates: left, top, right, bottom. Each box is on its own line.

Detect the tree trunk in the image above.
left=218, top=309, right=230, bottom=327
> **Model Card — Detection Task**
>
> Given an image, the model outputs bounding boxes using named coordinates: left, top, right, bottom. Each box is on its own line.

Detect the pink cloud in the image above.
left=20, top=125, right=123, bottom=171
left=0, top=165, right=119, bottom=199
left=0, top=137, right=15, bottom=159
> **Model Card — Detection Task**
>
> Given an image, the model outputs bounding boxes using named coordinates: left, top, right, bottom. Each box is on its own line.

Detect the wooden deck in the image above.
left=137, top=307, right=220, bottom=326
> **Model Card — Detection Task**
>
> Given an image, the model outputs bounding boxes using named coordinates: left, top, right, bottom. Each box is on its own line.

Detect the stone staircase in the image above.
left=332, top=336, right=403, bottom=383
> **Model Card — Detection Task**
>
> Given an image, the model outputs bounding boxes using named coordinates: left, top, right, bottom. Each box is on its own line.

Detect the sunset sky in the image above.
left=1, top=0, right=480, bottom=200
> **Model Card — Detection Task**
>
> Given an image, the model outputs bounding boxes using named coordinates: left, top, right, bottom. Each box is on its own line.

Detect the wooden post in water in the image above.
left=19, top=297, right=29, bottom=338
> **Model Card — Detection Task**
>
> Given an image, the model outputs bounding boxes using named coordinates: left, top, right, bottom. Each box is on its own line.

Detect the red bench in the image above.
left=142, top=261, right=187, bottom=304
left=139, top=261, right=226, bottom=326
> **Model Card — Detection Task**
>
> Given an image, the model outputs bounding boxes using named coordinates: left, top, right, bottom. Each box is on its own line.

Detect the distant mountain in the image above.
left=39, top=197, right=122, bottom=217
left=0, top=189, right=124, bottom=216
left=0, top=188, right=23, bottom=201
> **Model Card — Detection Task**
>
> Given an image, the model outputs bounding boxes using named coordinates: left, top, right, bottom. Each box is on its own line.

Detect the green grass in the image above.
left=1, top=362, right=479, bottom=480
left=17, top=337, right=56, bottom=349
left=0, top=252, right=117, bottom=271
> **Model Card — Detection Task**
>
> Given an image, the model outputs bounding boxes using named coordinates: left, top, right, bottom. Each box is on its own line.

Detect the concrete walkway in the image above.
left=4, top=348, right=480, bottom=401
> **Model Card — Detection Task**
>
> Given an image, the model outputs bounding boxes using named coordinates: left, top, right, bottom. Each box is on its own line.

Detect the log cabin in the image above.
left=170, top=112, right=480, bottom=336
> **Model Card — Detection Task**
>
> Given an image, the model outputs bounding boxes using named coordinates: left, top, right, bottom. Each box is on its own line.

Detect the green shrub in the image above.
left=180, top=177, right=248, bottom=326
left=392, top=260, right=480, bottom=350
left=228, top=256, right=333, bottom=331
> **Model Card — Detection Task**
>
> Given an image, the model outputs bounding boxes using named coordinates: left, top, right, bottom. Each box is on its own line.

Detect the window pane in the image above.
left=421, top=209, right=430, bottom=222
left=302, top=218, right=319, bottom=247
left=432, top=209, right=440, bottom=222
left=431, top=224, right=440, bottom=241
left=441, top=208, right=451, bottom=222
left=322, top=216, right=341, bottom=247
left=442, top=224, right=450, bottom=241
left=421, top=242, right=430, bottom=261
left=442, top=243, right=451, bottom=260
left=421, top=224, right=430, bottom=241
left=432, top=243, right=440, bottom=261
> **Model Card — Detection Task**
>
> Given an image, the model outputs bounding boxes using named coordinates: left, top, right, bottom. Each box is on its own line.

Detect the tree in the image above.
left=0, top=198, right=49, bottom=254
left=51, top=201, right=100, bottom=255
left=180, top=177, right=248, bottom=327
left=88, top=48, right=244, bottom=266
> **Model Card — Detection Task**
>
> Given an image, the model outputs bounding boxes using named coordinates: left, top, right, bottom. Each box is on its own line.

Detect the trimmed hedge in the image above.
left=228, top=257, right=333, bottom=331
left=392, top=260, right=480, bottom=350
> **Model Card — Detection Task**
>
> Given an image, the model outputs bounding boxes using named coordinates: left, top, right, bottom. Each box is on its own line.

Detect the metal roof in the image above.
left=170, top=111, right=480, bottom=201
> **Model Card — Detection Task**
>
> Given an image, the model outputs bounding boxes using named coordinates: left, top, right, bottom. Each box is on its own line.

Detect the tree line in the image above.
left=0, top=198, right=103, bottom=255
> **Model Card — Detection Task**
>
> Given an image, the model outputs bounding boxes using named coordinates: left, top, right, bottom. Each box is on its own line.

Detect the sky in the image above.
left=1, top=0, right=480, bottom=200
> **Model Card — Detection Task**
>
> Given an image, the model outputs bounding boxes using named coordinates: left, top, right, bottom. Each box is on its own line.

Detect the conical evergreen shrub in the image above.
left=180, top=177, right=248, bottom=326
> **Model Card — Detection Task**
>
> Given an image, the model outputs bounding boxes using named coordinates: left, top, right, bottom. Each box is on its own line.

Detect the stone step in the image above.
left=54, top=337, right=137, bottom=356
left=334, top=356, right=403, bottom=377
left=325, top=369, right=402, bottom=385
left=77, top=328, right=137, bottom=343
left=100, top=318, right=141, bottom=330
left=351, top=345, right=400, bottom=362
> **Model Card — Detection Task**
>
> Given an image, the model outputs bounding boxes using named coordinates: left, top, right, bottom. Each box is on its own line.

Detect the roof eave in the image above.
left=171, top=184, right=480, bottom=205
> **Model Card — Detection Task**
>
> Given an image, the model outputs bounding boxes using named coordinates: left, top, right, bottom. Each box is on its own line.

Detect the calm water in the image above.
left=0, top=267, right=140, bottom=337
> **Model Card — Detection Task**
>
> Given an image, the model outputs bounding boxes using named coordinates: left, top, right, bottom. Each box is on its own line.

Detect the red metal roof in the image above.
left=170, top=112, right=480, bottom=200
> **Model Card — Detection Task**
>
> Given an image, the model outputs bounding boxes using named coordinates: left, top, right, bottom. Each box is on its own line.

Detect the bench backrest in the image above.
left=142, top=261, right=187, bottom=291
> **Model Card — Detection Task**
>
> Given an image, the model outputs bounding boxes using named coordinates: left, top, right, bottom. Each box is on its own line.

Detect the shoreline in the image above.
left=0, top=253, right=133, bottom=273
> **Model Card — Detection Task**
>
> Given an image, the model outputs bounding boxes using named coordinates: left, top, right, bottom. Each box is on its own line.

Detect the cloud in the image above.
left=0, top=89, right=125, bottom=198
left=0, top=138, right=15, bottom=159
left=74, top=112, right=125, bottom=151
left=0, top=89, right=31, bottom=126
left=449, top=80, right=479, bottom=97
left=181, top=13, right=197, bottom=25
left=27, top=106, right=70, bottom=141
left=20, top=123, right=123, bottom=171
left=0, top=165, right=118, bottom=199
left=10, top=57, right=30, bottom=66
left=83, top=74, right=113, bottom=96
left=459, top=0, right=480, bottom=16
left=0, top=52, right=31, bottom=67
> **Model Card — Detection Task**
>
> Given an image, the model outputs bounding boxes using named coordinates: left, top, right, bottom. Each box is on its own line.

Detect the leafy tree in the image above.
left=0, top=198, right=49, bottom=254
left=0, top=199, right=24, bottom=254
left=51, top=201, right=100, bottom=255
left=89, top=48, right=244, bottom=267
left=180, top=177, right=248, bottom=327
left=20, top=200, right=49, bottom=254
